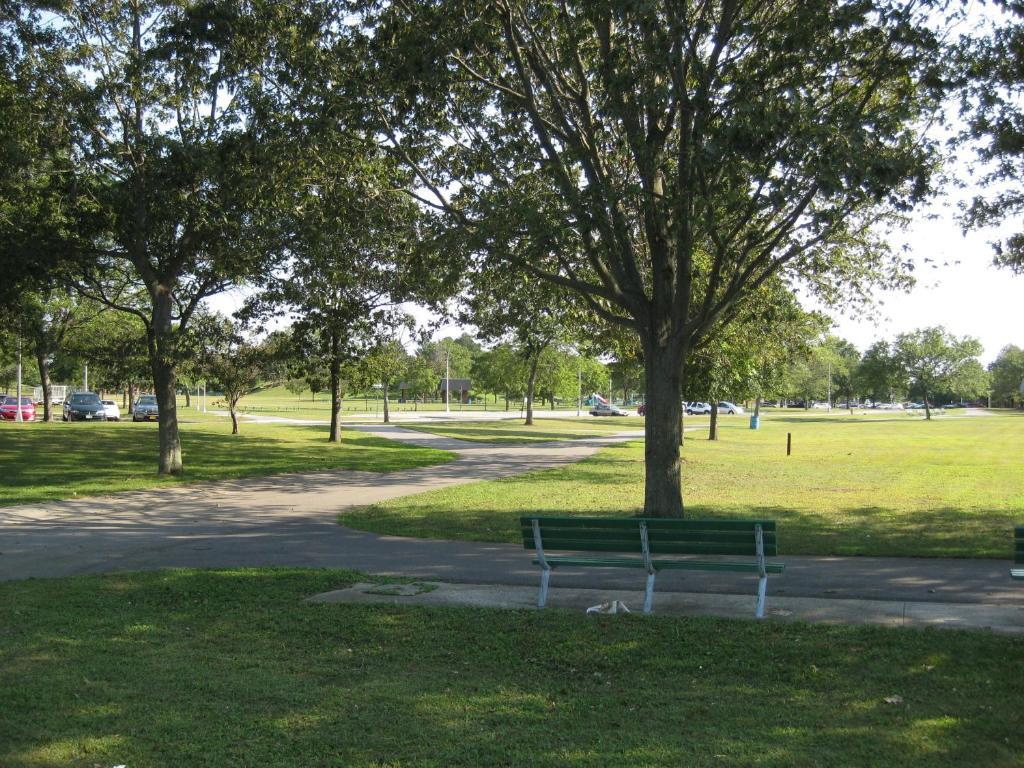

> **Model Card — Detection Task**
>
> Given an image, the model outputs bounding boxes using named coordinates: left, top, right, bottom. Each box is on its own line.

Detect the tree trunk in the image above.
left=504, top=394, right=509, bottom=411
left=382, top=380, right=391, bottom=424
left=923, top=391, right=931, bottom=420
left=184, top=386, right=191, bottom=408
left=524, top=353, right=539, bottom=426
left=709, top=401, right=719, bottom=440
left=329, top=337, right=342, bottom=442
left=229, top=404, right=239, bottom=434
left=643, top=344, right=685, bottom=517
left=35, top=351, right=53, bottom=422
left=150, top=292, right=183, bottom=475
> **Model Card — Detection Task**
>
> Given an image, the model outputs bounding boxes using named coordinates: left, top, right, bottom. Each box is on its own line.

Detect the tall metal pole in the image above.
left=15, top=330, right=23, bottom=423
left=444, top=344, right=450, bottom=414
left=827, top=361, right=832, bottom=412
left=83, top=363, right=89, bottom=392
left=577, top=358, right=582, bottom=417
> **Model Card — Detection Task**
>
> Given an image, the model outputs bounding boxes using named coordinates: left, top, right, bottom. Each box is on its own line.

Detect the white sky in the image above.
left=825, top=204, right=1021, bottom=365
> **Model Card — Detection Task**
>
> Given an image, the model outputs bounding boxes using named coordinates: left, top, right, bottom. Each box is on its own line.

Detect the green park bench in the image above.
left=521, top=515, right=785, bottom=618
left=1013, top=526, right=1024, bottom=581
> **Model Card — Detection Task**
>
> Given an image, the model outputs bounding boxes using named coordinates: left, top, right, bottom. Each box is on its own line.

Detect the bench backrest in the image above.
left=1016, top=526, right=1024, bottom=567
left=521, top=516, right=778, bottom=557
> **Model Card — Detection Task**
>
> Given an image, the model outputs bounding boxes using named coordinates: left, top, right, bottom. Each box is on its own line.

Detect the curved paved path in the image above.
left=1, top=425, right=1020, bottom=610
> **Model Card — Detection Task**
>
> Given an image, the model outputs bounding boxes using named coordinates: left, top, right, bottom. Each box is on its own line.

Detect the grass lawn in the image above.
left=1, top=569, right=1021, bottom=768
left=400, top=416, right=643, bottom=443
left=0, top=421, right=454, bottom=507
left=345, top=412, right=1024, bottom=558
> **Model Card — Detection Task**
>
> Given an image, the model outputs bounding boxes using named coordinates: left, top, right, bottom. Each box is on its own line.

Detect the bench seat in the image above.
left=523, top=515, right=784, bottom=617
left=534, top=557, right=785, bottom=574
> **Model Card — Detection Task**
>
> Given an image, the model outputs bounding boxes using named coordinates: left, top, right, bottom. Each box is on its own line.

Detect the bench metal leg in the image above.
left=538, top=567, right=551, bottom=608
left=643, top=572, right=656, bottom=614
left=755, top=575, right=768, bottom=619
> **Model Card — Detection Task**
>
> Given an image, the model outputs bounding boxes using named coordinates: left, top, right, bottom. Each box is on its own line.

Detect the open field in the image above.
left=0, top=421, right=454, bottom=507
left=1, top=568, right=1021, bottom=768
left=346, top=411, right=1024, bottom=558
left=207, top=384, right=587, bottom=421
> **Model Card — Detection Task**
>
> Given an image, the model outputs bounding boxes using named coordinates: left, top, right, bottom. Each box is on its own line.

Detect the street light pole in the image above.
left=445, top=344, right=450, bottom=415
left=577, top=358, right=582, bottom=417
left=827, top=361, right=832, bottom=412
left=15, top=329, right=23, bottom=423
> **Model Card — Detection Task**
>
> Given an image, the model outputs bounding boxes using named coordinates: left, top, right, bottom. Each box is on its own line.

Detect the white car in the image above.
left=100, top=399, right=121, bottom=421
left=718, top=401, right=745, bottom=415
left=589, top=403, right=628, bottom=417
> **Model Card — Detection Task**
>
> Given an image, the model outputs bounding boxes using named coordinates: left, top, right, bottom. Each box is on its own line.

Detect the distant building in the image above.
left=395, top=378, right=472, bottom=404
left=438, top=378, right=471, bottom=404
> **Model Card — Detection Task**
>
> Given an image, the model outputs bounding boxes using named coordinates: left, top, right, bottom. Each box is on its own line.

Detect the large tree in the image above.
left=368, top=0, right=948, bottom=515
left=989, top=345, right=1024, bottom=407
left=893, top=327, right=984, bottom=419
left=957, top=1, right=1024, bottom=271
left=43, top=0, right=307, bottom=474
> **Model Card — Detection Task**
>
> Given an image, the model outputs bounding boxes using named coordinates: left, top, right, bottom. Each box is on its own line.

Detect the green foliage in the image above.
left=956, top=2, right=1024, bottom=270
left=893, top=327, right=986, bottom=417
left=988, top=345, right=1024, bottom=406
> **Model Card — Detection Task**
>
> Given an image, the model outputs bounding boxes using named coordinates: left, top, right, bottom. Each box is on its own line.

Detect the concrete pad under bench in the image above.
left=308, top=581, right=1024, bottom=634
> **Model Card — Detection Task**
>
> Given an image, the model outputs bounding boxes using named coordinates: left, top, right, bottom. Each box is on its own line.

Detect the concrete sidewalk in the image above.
left=310, top=581, right=1024, bottom=634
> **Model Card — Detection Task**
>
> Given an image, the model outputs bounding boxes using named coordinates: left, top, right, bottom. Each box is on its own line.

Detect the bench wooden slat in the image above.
left=536, top=557, right=785, bottom=574
left=523, top=538, right=774, bottom=556
left=520, top=527, right=776, bottom=545
left=521, top=515, right=776, bottom=532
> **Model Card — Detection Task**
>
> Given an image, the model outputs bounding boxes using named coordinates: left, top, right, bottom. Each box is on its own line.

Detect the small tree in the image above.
left=893, top=327, right=984, bottom=420
left=203, top=335, right=272, bottom=435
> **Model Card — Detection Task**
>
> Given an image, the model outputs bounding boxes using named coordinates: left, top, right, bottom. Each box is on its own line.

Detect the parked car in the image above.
left=62, top=392, right=107, bottom=422
left=589, top=403, right=628, bottom=417
left=100, top=399, right=121, bottom=421
left=132, top=395, right=159, bottom=422
left=718, top=401, right=744, bottom=415
left=685, top=401, right=712, bottom=415
left=0, top=396, right=36, bottom=421
left=811, top=401, right=831, bottom=409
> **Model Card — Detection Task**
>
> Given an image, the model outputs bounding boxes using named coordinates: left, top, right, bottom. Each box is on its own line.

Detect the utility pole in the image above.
left=577, top=358, right=582, bottom=417
left=15, top=328, right=23, bottom=423
left=827, top=361, right=832, bottom=412
left=83, top=363, right=89, bottom=392
left=444, top=342, right=450, bottom=415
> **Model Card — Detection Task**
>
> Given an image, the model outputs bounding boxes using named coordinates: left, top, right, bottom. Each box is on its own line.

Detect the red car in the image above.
left=0, top=396, right=36, bottom=422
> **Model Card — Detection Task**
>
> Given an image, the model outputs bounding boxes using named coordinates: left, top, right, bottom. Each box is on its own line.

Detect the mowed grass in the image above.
left=345, top=412, right=1024, bottom=558
left=401, top=416, right=643, bottom=443
left=1, top=569, right=1021, bottom=768
left=0, top=420, right=454, bottom=507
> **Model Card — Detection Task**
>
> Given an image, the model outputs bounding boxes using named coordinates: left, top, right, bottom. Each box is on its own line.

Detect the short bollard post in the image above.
left=786, top=432, right=792, bottom=456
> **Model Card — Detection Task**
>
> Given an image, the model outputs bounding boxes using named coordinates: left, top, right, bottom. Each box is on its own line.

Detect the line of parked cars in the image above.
left=0, top=391, right=160, bottom=423
left=631, top=400, right=745, bottom=417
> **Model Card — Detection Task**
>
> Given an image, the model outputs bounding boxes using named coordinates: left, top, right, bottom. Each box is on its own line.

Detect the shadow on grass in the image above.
left=344, top=500, right=1017, bottom=558
left=0, top=423, right=454, bottom=506
left=0, top=569, right=1020, bottom=768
